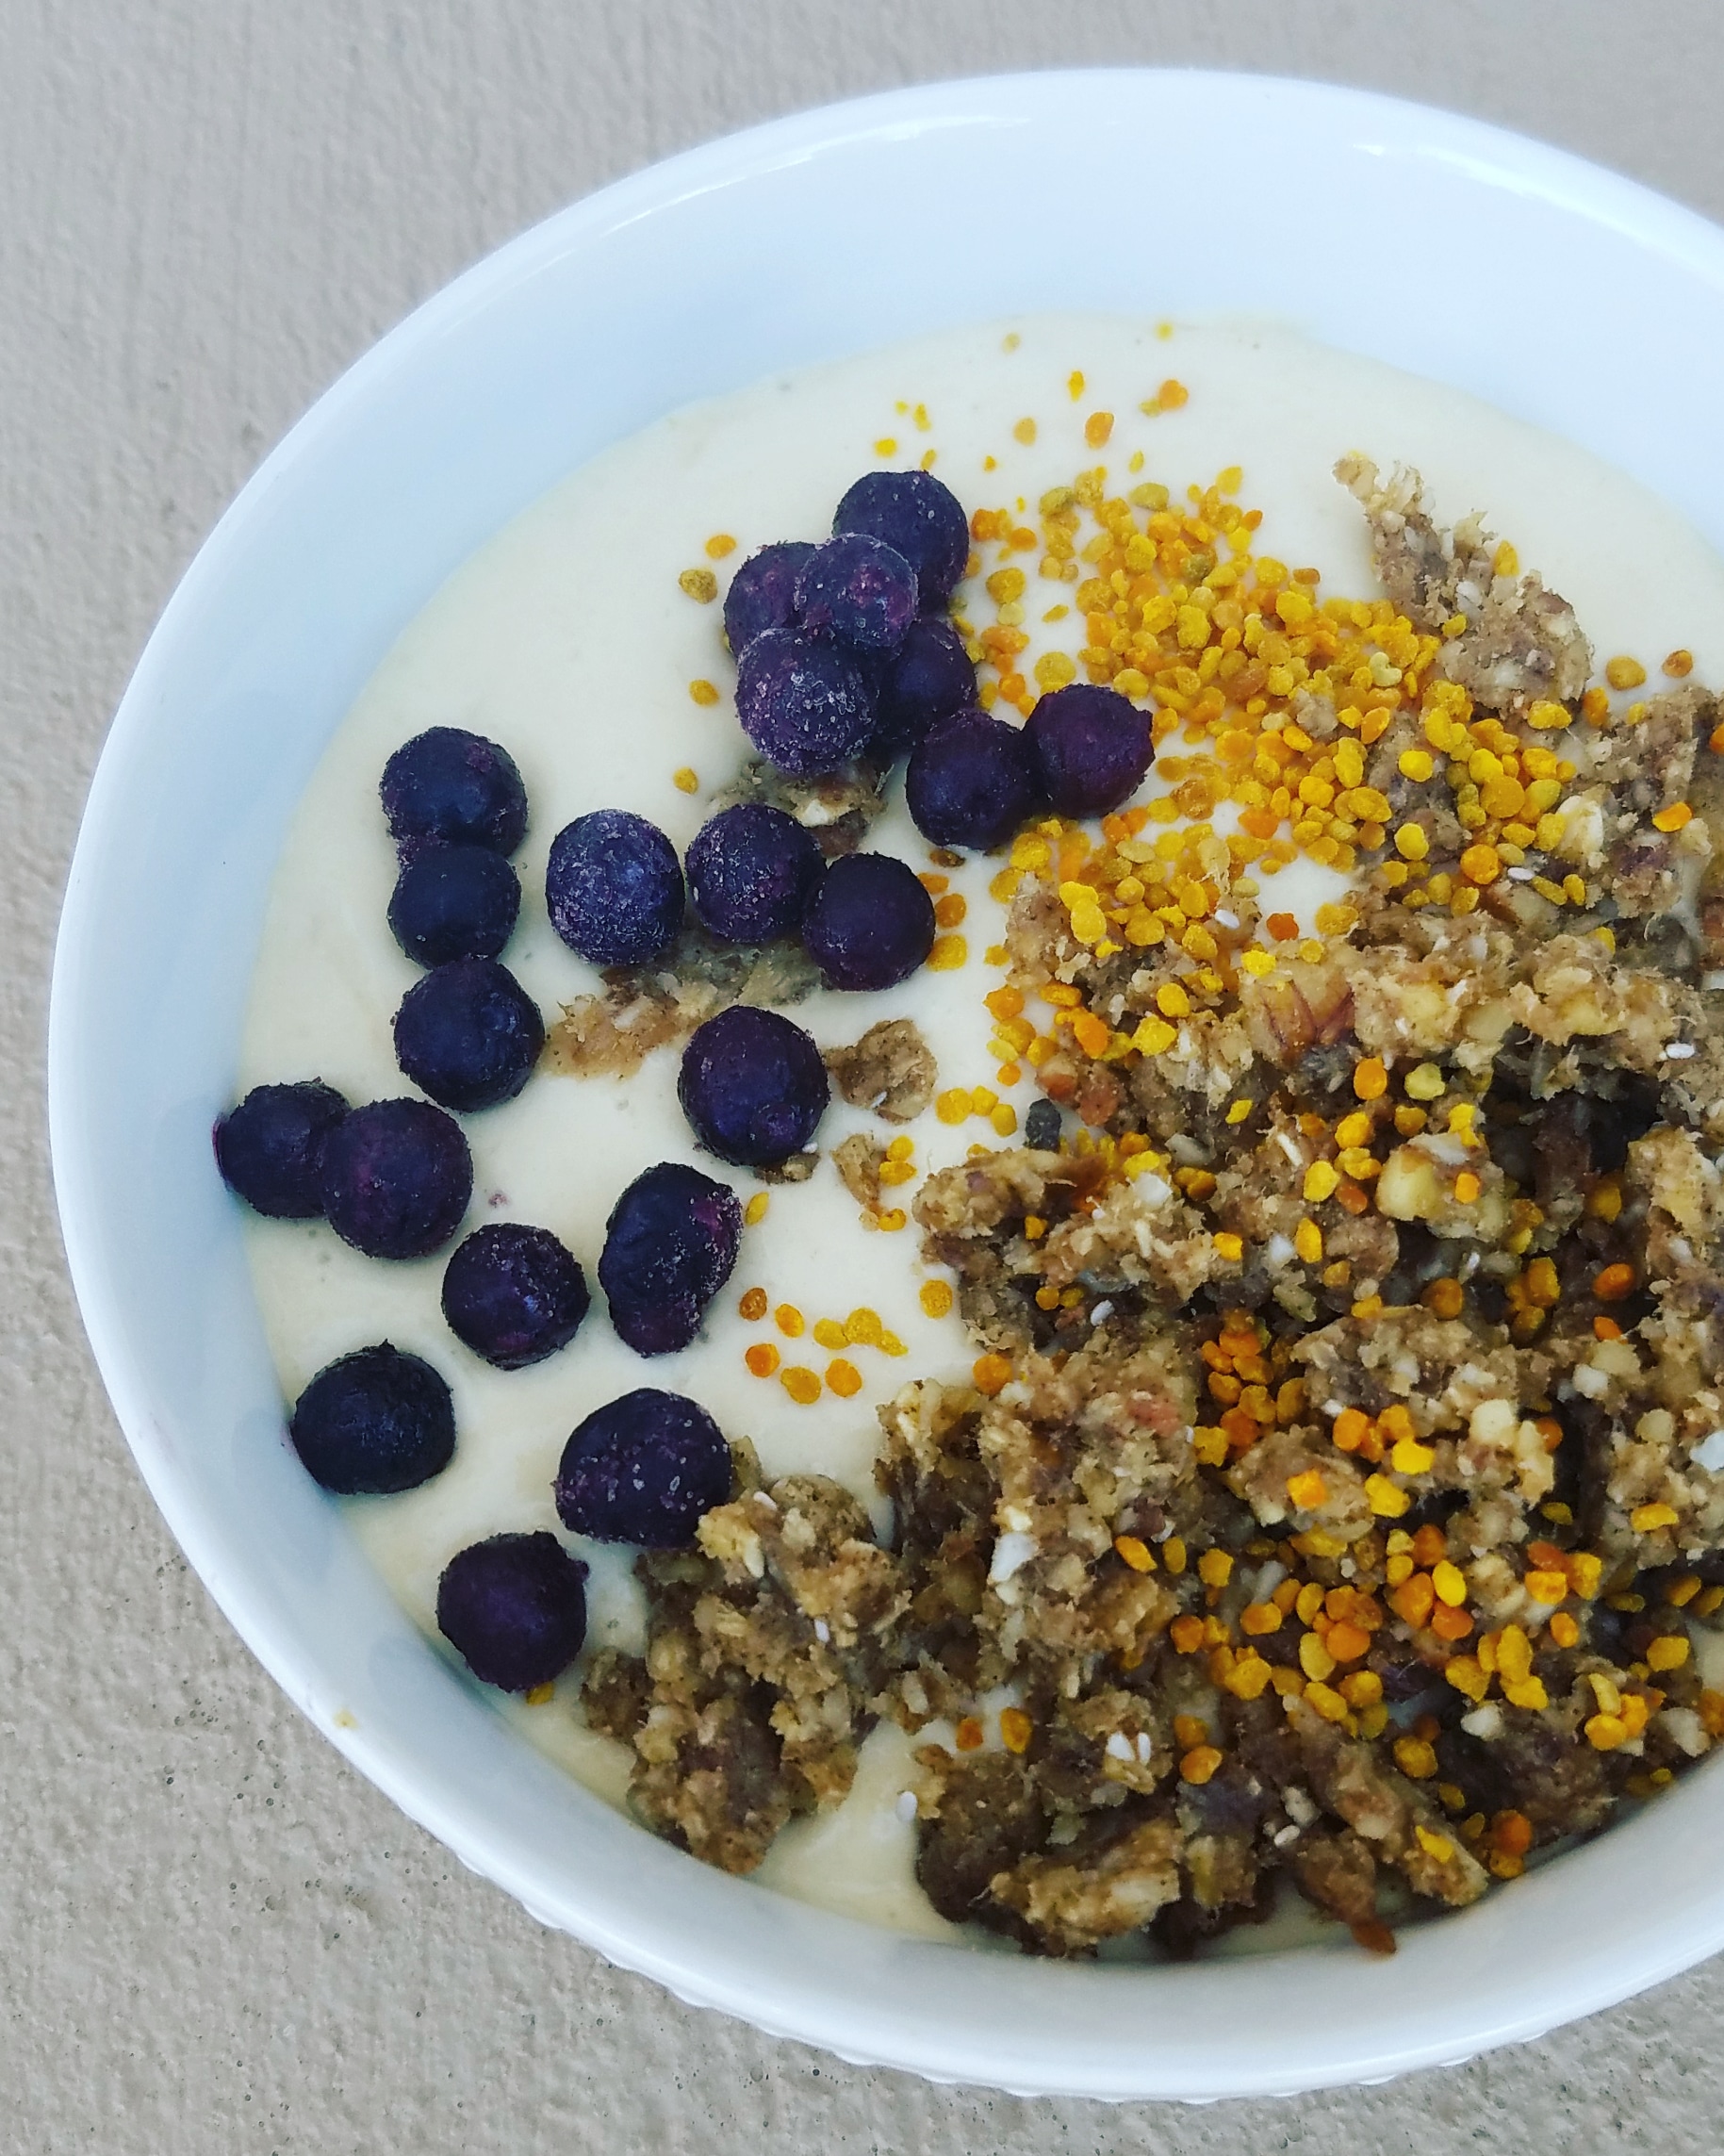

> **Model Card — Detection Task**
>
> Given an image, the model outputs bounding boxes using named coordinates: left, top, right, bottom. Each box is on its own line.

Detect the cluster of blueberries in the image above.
left=726, top=469, right=1157, bottom=839
left=544, top=470, right=1158, bottom=1171
left=216, top=739, right=769, bottom=1695
left=217, top=471, right=1158, bottom=1697
left=553, top=469, right=1158, bottom=1005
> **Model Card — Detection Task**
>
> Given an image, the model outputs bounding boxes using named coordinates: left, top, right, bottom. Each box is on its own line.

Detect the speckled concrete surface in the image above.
left=8, top=4, right=1724, bottom=2148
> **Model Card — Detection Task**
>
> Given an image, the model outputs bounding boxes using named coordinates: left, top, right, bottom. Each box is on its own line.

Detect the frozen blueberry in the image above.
left=320, top=1098, right=473, bottom=1259
left=832, top=469, right=971, bottom=612
left=393, top=957, right=544, bottom=1113
left=380, top=727, right=528, bottom=860
left=678, top=1005, right=829, bottom=1167
left=599, top=1162, right=742, bottom=1358
left=905, top=711, right=1041, bottom=851
left=554, top=1389, right=731, bottom=1547
left=1025, top=683, right=1155, bottom=817
left=435, top=1531, right=587, bottom=1691
left=685, top=802, right=823, bottom=945
left=871, top=617, right=977, bottom=755
left=289, top=1342, right=455, bottom=1495
left=214, top=1079, right=349, bottom=1219
left=802, top=851, right=936, bottom=993
left=387, top=845, right=520, bottom=967
left=545, top=809, right=684, bottom=967
left=723, top=540, right=813, bottom=657
left=441, top=1223, right=590, bottom=1370
left=1024, top=1098, right=1063, bottom=1152
left=734, top=628, right=878, bottom=778
left=793, top=533, right=918, bottom=654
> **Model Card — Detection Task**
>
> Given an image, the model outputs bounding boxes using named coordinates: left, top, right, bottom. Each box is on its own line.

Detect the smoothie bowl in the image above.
left=48, top=72, right=1724, bottom=2100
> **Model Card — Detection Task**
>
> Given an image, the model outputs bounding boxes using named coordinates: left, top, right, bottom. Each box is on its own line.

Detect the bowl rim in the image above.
left=48, top=64, right=1724, bottom=2102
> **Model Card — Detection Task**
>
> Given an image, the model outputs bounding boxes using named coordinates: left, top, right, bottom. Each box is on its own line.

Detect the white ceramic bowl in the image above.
left=50, top=70, right=1724, bottom=2100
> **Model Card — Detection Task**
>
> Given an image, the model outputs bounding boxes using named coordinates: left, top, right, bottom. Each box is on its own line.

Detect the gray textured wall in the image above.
left=7, top=5, right=1724, bottom=2149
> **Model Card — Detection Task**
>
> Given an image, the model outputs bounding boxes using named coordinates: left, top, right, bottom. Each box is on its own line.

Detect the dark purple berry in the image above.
left=393, top=957, right=544, bottom=1113
left=1024, top=1098, right=1062, bottom=1152
left=599, top=1162, right=742, bottom=1358
left=905, top=711, right=1041, bottom=851
left=678, top=1005, right=829, bottom=1167
left=1025, top=683, right=1155, bottom=817
left=214, top=1079, right=349, bottom=1219
left=545, top=809, right=683, bottom=967
left=441, top=1223, right=590, bottom=1370
left=320, top=1098, right=473, bottom=1259
left=723, top=540, right=813, bottom=656
left=872, top=617, right=977, bottom=754
left=734, top=628, right=878, bottom=778
left=289, top=1342, right=455, bottom=1494
left=793, top=534, right=918, bottom=653
left=685, top=802, right=822, bottom=945
left=832, top=469, right=970, bottom=611
left=387, top=845, right=520, bottom=967
left=436, top=1532, right=587, bottom=1691
left=380, top=727, right=527, bottom=859
left=801, top=851, right=936, bottom=993
left=554, top=1389, right=731, bottom=1547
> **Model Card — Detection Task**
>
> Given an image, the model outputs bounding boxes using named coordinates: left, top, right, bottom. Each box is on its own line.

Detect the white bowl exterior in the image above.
left=48, top=69, right=1724, bottom=2100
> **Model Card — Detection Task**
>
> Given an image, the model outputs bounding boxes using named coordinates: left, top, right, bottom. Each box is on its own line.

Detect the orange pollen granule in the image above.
left=973, top=1354, right=1012, bottom=1397
left=745, top=1343, right=780, bottom=1378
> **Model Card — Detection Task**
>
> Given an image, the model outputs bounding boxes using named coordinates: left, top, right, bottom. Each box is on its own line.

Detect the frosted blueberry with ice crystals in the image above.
left=1025, top=682, right=1154, bottom=817
left=320, top=1098, right=472, bottom=1259
left=832, top=469, right=970, bottom=611
left=441, top=1223, right=590, bottom=1370
left=393, top=957, right=544, bottom=1113
left=436, top=1532, right=588, bottom=1692
left=214, top=1079, right=349, bottom=1219
left=793, top=533, right=918, bottom=652
left=379, top=726, right=527, bottom=860
left=685, top=801, right=823, bottom=945
left=733, top=628, right=878, bottom=778
left=722, top=539, right=813, bottom=657
left=599, top=1161, right=742, bottom=1358
left=554, top=1388, right=731, bottom=1547
left=906, top=710, right=1041, bottom=851
left=801, top=851, right=936, bottom=993
left=678, top=1005, right=829, bottom=1167
left=871, top=617, right=977, bottom=755
left=289, top=1341, right=456, bottom=1494
left=387, top=844, right=521, bottom=967
left=545, top=809, right=684, bottom=967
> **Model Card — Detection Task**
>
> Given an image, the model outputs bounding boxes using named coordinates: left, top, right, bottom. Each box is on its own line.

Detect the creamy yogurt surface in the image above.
left=238, top=312, right=1724, bottom=1945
